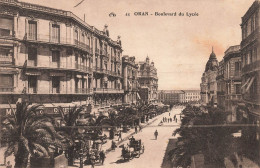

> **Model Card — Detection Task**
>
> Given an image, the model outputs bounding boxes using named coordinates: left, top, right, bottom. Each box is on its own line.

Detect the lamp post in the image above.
left=78, top=126, right=85, bottom=168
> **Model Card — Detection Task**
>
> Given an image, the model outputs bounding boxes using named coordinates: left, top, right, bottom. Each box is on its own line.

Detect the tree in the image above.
left=2, top=99, right=62, bottom=168
left=56, top=105, right=87, bottom=166
left=169, top=105, right=240, bottom=167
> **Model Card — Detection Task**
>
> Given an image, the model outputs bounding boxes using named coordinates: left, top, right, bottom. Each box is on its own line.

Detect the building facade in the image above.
left=183, top=90, right=201, bottom=103
left=200, top=49, right=219, bottom=106
left=158, top=90, right=184, bottom=104
left=0, top=0, right=123, bottom=114
left=122, top=55, right=139, bottom=105
left=216, top=59, right=226, bottom=108
left=239, top=0, right=260, bottom=164
left=138, top=56, right=158, bottom=103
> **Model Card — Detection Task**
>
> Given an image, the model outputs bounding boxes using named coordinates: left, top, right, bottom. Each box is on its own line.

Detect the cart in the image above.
left=121, top=139, right=144, bottom=160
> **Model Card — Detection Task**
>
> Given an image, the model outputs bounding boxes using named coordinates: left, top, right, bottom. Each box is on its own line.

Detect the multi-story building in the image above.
left=138, top=56, right=158, bottom=103
left=183, top=90, right=201, bottom=103
left=217, top=45, right=242, bottom=121
left=122, top=55, right=139, bottom=105
left=223, top=45, right=242, bottom=121
left=0, top=0, right=123, bottom=114
left=200, top=49, right=219, bottom=106
left=158, top=90, right=184, bottom=104
left=239, top=0, right=260, bottom=164
left=92, top=26, right=124, bottom=109
left=217, top=59, right=226, bottom=108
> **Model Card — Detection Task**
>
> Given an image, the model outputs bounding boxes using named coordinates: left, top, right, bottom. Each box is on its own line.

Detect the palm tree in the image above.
left=2, top=99, right=62, bottom=168
left=56, top=105, right=87, bottom=166
left=169, top=105, right=240, bottom=168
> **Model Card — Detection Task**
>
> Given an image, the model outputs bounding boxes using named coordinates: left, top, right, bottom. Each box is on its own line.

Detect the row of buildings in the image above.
left=200, top=0, right=260, bottom=164
left=158, top=90, right=200, bottom=104
left=0, top=0, right=158, bottom=116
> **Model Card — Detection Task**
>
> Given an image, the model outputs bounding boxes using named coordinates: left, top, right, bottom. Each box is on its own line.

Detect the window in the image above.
left=28, top=47, right=37, bottom=61
left=0, top=17, right=13, bottom=36
left=51, top=24, right=60, bottom=43
left=52, top=77, right=60, bottom=93
left=0, top=74, right=13, bottom=88
left=28, top=20, right=37, bottom=40
left=28, top=76, right=37, bottom=93
left=74, top=29, right=78, bottom=44
left=52, top=50, right=60, bottom=62
left=235, top=84, right=241, bottom=94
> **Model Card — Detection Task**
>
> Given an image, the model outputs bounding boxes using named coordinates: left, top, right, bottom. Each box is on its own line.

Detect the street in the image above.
left=96, top=107, right=183, bottom=168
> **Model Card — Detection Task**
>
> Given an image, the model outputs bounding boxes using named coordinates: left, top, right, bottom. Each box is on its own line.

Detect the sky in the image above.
left=21, top=0, right=255, bottom=90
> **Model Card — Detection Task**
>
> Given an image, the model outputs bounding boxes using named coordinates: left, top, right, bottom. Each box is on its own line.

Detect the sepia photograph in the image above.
left=0, top=0, right=259, bottom=167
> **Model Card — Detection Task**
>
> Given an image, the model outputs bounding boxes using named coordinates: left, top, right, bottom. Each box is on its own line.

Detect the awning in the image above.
left=49, top=72, right=65, bottom=77
left=245, top=76, right=256, bottom=92
left=137, top=93, right=141, bottom=99
left=25, top=71, right=41, bottom=76
left=76, top=74, right=82, bottom=78
left=128, top=80, right=132, bottom=87
left=241, top=77, right=251, bottom=89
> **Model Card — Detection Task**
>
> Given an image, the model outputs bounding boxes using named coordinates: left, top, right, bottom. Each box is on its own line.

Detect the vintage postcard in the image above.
left=0, top=0, right=259, bottom=167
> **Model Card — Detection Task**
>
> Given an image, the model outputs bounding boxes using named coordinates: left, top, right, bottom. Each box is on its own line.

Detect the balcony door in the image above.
left=52, top=77, right=60, bottom=93
left=51, top=24, right=60, bottom=43
left=28, top=76, right=37, bottom=93
left=28, top=47, right=37, bottom=66
left=28, top=20, right=37, bottom=40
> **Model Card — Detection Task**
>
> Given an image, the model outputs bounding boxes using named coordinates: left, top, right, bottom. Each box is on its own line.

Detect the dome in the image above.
left=205, top=47, right=218, bottom=72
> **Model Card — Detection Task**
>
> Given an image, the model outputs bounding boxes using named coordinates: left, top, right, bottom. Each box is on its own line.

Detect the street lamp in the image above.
left=77, top=126, right=85, bottom=168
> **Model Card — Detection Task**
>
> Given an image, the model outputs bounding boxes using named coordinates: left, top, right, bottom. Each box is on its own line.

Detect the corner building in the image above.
left=0, top=0, right=123, bottom=113
left=138, top=56, right=158, bottom=103
left=200, top=49, right=219, bottom=106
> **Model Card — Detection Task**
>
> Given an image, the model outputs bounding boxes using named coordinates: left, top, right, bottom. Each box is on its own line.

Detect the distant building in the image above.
left=138, top=56, right=158, bottom=103
left=158, top=90, right=184, bottom=104
left=183, top=90, right=201, bottom=103
left=200, top=48, right=219, bottom=106
left=122, top=55, right=139, bottom=104
left=158, top=90, right=200, bottom=104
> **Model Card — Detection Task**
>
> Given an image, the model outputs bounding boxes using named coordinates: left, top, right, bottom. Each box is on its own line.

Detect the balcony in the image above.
left=93, top=88, right=124, bottom=94
left=242, top=60, right=260, bottom=74
left=100, top=50, right=108, bottom=58
left=27, top=60, right=37, bottom=67
left=75, top=63, right=92, bottom=72
left=0, top=28, right=14, bottom=38
left=0, top=87, right=14, bottom=93
left=75, top=88, right=92, bottom=94
left=50, top=62, right=60, bottom=68
left=0, top=56, right=13, bottom=65
left=226, top=94, right=242, bottom=101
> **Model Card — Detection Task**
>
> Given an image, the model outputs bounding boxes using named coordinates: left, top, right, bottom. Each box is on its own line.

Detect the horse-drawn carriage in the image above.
left=121, top=138, right=144, bottom=160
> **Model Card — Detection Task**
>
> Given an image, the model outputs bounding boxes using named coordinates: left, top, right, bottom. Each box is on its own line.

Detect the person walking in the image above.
left=154, top=130, right=158, bottom=140
left=99, top=150, right=106, bottom=165
left=118, top=130, right=122, bottom=141
left=135, top=125, right=138, bottom=134
left=170, top=118, right=172, bottom=122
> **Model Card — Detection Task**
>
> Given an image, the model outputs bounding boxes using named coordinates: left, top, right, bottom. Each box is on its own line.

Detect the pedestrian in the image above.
left=168, top=118, right=170, bottom=123
left=118, top=130, right=122, bottom=141
left=170, top=118, right=172, bottom=122
left=111, top=140, right=116, bottom=150
left=174, top=115, right=176, bottom=120
left=135, top=125, right=138, bottom=134
left=176, top=118, right=178, bottom=123
left=99, top=150, right=106, bottom=165
left=90, top=153, right=95, bottom=168
left=154, top=130, right=158, bottom=140
left=6, top=161, right=12, bottom=168
left=139, top=125, right=142, bottom=132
